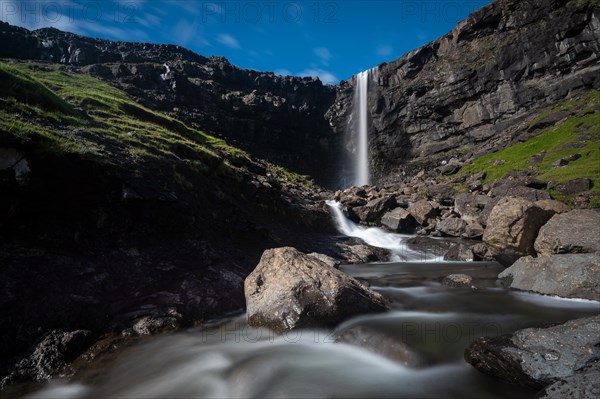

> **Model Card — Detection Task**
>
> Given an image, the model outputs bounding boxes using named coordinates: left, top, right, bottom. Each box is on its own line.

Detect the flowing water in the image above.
left=26, top=207, right=600, bottom=399
left=326, top=200, right=442, bottom=262
left=27, top=262, right=600, bottom=399
left=353, top=69, right=373, bottom=187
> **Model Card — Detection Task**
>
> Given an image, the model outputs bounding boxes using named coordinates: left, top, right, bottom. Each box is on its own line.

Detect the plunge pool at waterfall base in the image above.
left=22, top=260, right=600, bottom=399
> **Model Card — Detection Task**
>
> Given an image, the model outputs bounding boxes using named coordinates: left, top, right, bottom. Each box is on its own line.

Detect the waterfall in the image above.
left=355, top=70, right=370, bottom=187
left=326, top=201, right=443, bottom=262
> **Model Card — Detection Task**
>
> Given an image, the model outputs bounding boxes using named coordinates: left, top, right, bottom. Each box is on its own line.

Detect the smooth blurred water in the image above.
left=27, top=260, right=600, bottom=399
left=326, top=200, right=443, bottom=262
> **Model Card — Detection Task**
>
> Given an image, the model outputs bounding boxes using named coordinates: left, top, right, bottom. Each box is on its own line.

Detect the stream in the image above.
left=25, top=205, right=600, bottom=399
left=27, top=261, right=600, bottom=399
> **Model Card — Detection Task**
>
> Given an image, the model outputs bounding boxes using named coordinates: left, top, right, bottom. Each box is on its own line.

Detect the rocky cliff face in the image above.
left=327, top=0, right=600, bottom=183
left=0, top=22, right=338, bottom=186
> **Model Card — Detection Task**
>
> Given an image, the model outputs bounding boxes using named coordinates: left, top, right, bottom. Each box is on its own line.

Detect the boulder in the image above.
left=1, top=330, right=93, bottom=387
left=498, top=254, right=600, bottom=300
left=425, top=185, right=456, bottom=204
left=335, top=325, right=426, bottom=367
left=352, top=196, right=397, bottom=223
left=336, top=243, right=390, bottom=264
left=534, top=199, right=570, bottom=214
left=244, top=247, right=390, bottom=332
left=441, top=274, right=475, bottom=288
left=540, top=363, right=600, bottom=399
left=490, top=184, right=551, bottom=202
left=534, top=210, right=600, bottom=256
left=380, top=207, right=417, bottom=233
left=463, top=223, right=484, bottom=239
left=465, top=315, right=600, bottom=389
left=436, top=218, right=467, bottom=237
left=482, top=197, right=554, bottom=266
left=554, top=178, right=591, bottom=195
left=407, top=199, right=437, bottom=226
left=454, top=192, right=490, bottom=224
left=307, top=252, right=341, bottom=269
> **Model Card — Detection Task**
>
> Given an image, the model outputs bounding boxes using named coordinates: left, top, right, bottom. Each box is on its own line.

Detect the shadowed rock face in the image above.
left=327, top=0, right=600, bottom=183
left=0, top=22, right=338, bottom=187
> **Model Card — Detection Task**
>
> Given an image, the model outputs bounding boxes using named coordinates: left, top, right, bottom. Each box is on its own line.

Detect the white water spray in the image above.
left=326, top=201, right=443, bottom=262
left=355, top=70, right=370, bottom=187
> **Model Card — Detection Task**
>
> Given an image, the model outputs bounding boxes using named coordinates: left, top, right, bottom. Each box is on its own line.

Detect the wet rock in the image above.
left=483, top=197, right=555, bottom=266
left=540, top=363, right=600, bottom=399
left=405, top=236, right=453, bottom=259
left=1, top=330, right=93, bottom=387
left=408, top=199, right=437, bottom=226
left=336, top=242, right=390, bottom=264
left=554, top=178, right=592, bottom=195
left=335, top=325, right=426, bottom=367
left=471, top=243, right=493, bottom=261
left=441, top=274, right=475, bottom=288
left=444, top=244, right=475, bottom=262
left=352, top=196, right=397, bottom=224
left=132, top=315, right=180, bottom=335
left=380, top=207, right=417, bottom=233
left=436, top=218, right=467, bottom=237
left=534, top=210, right=600, bottom=256
left=244, top=247, right=390, bottom=332
left=498, top=254, right=600, bottom=300
left=465, top=315, right=600, bottom=390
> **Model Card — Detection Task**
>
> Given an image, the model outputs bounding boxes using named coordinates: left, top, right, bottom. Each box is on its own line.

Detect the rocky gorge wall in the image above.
left=0, top=22, right=339, bottom=186
left=327, top=0, right=600, bottom=183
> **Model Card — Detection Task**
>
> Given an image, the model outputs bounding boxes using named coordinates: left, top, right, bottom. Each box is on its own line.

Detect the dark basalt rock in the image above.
left=326, top=0, right=600, bottom=183
left=465, top=315, right=600, bottom=391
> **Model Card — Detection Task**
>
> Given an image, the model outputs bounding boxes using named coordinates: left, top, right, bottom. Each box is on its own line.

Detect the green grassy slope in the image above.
left=0, top=61, right=315, bottom=191
left=458, top=91, right=600, bottom=207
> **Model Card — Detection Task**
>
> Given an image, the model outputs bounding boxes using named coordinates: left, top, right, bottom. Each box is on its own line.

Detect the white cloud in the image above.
left=297, top=68, right=338, bottom=85
left=274, top=69, right=291, bottom=76
left=376, top=44, right=394, bottom=57
left=313, top=47, right=332, bottom=65
left=216, top=33, right=240, bottom=49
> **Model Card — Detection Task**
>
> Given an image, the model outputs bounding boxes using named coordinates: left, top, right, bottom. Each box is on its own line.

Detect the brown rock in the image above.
left=482, top=197, right=555, bottom=266
left=245, top=248, right=390, bottom=332
left=408, top=199, right=437, bottom=226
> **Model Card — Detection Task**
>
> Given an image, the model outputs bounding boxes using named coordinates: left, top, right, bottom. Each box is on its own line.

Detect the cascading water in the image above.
left=355, top=70, right=371, bottom=187
left=326, top=201, right=443, bottom=262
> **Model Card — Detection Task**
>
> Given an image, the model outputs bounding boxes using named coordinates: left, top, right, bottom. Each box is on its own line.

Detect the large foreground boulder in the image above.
left=482, top=197, right=554, bottom=266
left=498, top=254, right=600, bottom=300
left=244, top=247, right=390, bottom=332
left=465, top=315, right=600, bottom=390
left=534, top=210, right=600, bottom=256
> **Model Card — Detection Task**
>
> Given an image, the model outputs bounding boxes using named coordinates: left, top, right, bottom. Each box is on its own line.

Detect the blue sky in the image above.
left=2, top=0, right=491, bottom=83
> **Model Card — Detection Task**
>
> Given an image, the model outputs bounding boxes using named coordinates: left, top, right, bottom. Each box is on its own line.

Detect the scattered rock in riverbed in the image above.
left=441, top=274, right=475, bottom=288
left=498, top=254, right=600, bottom=300
left=335, top=242, right=390, bottom=264
left=244, top=247, right=390, bottom=332
left=407, top=199, right=437, bottom=226
left=534, top=210, right=600, bottom=256
left=465, top=315, right=600, bottom=390
left=1, top=330, right=93, bottom=388
left=483, top=197, right=555, bottom=266
left=436, top=217, right=467, bottom=237
left=380, top=207, right=417, bottom=233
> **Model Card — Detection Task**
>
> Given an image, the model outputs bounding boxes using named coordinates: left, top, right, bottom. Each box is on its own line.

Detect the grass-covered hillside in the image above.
left=458, top=91, right=600, bottom=207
